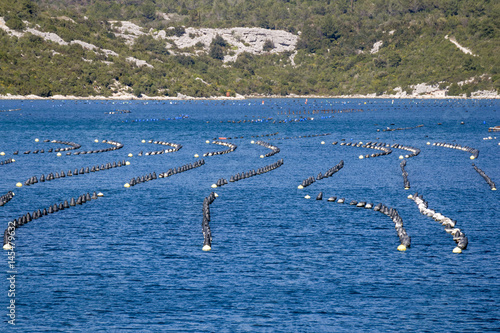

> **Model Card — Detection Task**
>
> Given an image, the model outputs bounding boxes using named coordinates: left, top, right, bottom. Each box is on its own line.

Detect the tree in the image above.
left=209, top=44, right=224, bottom=60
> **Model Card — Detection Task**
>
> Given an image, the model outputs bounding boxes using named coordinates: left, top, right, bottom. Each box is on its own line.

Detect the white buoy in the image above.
left=321, top=141, right=325, bottom=144
left=359, top=155, right=364, bottom=159
left=260, top=155, right=265, bottom=158
left=3, top=243, right=12, bottom=250
left=304, top=195, right=311, bottom=199
left=470, top=155, right=475, bottom=160
left=141, top=139, right=146, bottom=143
left=15, top=182, right=22, bottom=187
left=128, top=153, right=133, bottom=157
left=251, top=140, right=255, bottom=144
left=11, top=159, right=15, bottom=162
left=211, top=184, right=217, bottom=188
left=194, top=154, right=199, bottom=158
left=206, top=140, right=210, bottom=144
left=407, top=194, right=413, bottom=199
left=202, top=245, right=211, bottom=251
left=399, top=155, right=404, bottom=159
left=97, top=192, right=104, bottom=197
left=0, top=152, right=4, bottom=156
left=453, top=247, right=462, bottom=254
left=35, top=138, right=39, bottom=142
left=124, top=183, right=130, bottom=188
left=56, top=152, right=62, bottom=156
left=214, top=193, right=219, bottom=197
left=298, top=185, right=304, bottom=189
left=397, top=244, right=407, bottom=252
left=94, top=139, right=99, bottom=143
left=125, top=161, right=131, bottom=165
left=426, top=142, right=430, bottom=145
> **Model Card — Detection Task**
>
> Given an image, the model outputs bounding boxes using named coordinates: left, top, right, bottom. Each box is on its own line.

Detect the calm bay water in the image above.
left=0, top=98, right=499, bottom=332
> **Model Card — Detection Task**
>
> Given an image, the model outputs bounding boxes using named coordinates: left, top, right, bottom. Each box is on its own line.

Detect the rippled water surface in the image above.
left=0, top=98, right=499, bottom=332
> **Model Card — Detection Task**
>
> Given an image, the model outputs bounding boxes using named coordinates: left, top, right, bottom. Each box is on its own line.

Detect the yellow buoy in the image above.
left=260, top=155, right=265, bottom=158
left=97, top=192, right=104, bottom=197
left=470, top=155, right=475, bottom=160
left=128, top=153, right=133, bottom=157
left=399, top=155, right=404, bottom=159
left=359, top=155, right=364, bottom=159
left=491, top=187, right=496, bottom=191
left=194, top=154, right=199, bottom=158
left=321, top=141, right=325, bottom=145
left=141, top=139, right=146, bottom=143
left=426, top=142, right=430, bottom=145
left=94, top=139, right=99, bottom=143
left=0, top=152, right=5, bottom=156
left=124, top=183, right=130, bottom=188
left=35, top=138, right=39, bottom=142
left=407, top=194, right=413, bottom=199
left=298, top=185, right=304, bottom=189
left=125, top=161, right=131, bottom=165
left=16, top=182, right=22, bottom=187
left=214, top=193, right=219, bottom=197
left=211, top=184, right=217, bottom=188
left=251, top=140, right=255, bottom=144
left=202, top=245, right=211, bottom=251
left=452, top=247, right=462, bottom=254
left=56, top=152, right=62, bottom=156
left=206, top=140, right=210, bottom=144
left=397, top=244, right=407, bottom=252
left=11, top=159, right=15, bottom=162
left=3, top=243, right=12, bottom=250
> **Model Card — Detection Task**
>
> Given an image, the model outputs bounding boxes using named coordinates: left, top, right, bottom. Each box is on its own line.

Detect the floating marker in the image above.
left=57, top=152, right=61, bottom=156
left=141, top=139, right=146, bottom=143
left=0, top=152, right=4, bottom=156
left=194, top=154, right=199, bottom=158
left=124, top=183, right=130, bottom=188
left=97, top=192, right=104, bottom=197
left=359, top=155, right=364, bottom=159
left=16, top=182, right=22, bottom=187
left=397, top=244, right=407, bottom=251
left=128, top=153, right=133, bottom=157
left=125, top=161, right=131, bottom=165
left=304, top=195, right=311, bottom=199
left=35, top=138, right=39, bottom=142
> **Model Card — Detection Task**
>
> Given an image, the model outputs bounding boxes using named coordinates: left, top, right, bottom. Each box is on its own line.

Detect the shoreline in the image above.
left=0, top=93, right=499, bottom=101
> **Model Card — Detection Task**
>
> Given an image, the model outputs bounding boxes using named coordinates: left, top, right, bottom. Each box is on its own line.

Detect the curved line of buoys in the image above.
left=0, top=158, right=15, bottom=165
left=253, top=140, right=280, bottom=158
left=202, top=192, right=217, bottom=251
left=212, top=132, right=279, bottom=140
left=270, top=133, right=331, bottom=141
left=0, top=191, right=14, bottom=207
left=337, top=141, right=392, bottom=159
left=400, top=160, right=411, bottom=190
left=312, top=192, right=411, bottom=251
left=138, top=140, right=182, bottom=156
left=43, top=139, right=81, bottom=151
left=73, top=139, right=123, bottom=155
left=2, top=191, right=101, bottom=250
left=408, top=193, right=468, bottom=253
left=126, top=159, right=205, bottom=187
left=472, top=164, right=496, bottom=190
left=214, top=158, right=284, bottom=188
left=22, top=160, right=129, bottom=187
left=298, top=160, right=343, bottom=189
left=391, top=143, right=421, bottom=158
left=123, top=115, right=189, bottom=123
left=377, top=124, right=424, bottom=132
left=203, top=141, right=237, bottom=157
left=432, top=142, right=479, bottom=159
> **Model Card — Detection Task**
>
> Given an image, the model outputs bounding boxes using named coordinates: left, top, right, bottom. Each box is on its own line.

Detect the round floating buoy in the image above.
left=260, top=155, right=265, bottom=158
left=304, top=195, right=311, bottom=199
left=251, top=140, right=255, bottom=144
left=97, top=192, right=104, bottom=197
left=399, top=155, right=404, bottom=159
left=470, top=156, right=475, bottom=160
left=214, top=193, right=219, bottom=197
left=35, top=138, right=39, bottom=142
left=3, top=243, right=12, bottom=250
left=211, top=184, right=217, bottom=188
left=206, top=140, right=210, bottom=144
left=94, top=139, right=99, bottom=143
left=141, top=140, right=146, bottom=143
left=359, top=155, right=364, bottom=159
left=124, top=183, right=130, bottom=188
left=0, top=152, right=4, bottom=156
left=202, top=245, right=211, bottom=251
left=194, top=154, right=199, bottom=158
left=407, top=194, right=413, bottom=199
left=426, top=142, right=430, bottom=145
left=321, top=141, right=325, bottom=145
left=125, top=161, right=131, bottom=165
left=11, top=159, right=15, bottom=162
left=128, top=153, right=133, bottom=157
left=16, top=182, right=22, bottom=187
left=397, top=244, right=407, bottom=252
left=492, top=187, right=497, bottom=191
left=298, top=185, right=304, bottom=189
left=57, top=152, right=62, bottom=156
left=452, top=247, right=462, bottom=254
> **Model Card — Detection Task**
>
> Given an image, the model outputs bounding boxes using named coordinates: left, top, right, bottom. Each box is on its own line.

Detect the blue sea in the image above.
left=0, top=98, right=499, bottom=332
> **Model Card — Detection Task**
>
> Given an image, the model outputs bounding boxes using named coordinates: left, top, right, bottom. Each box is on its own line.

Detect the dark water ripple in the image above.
left=0, top=98, right=499, bottom=332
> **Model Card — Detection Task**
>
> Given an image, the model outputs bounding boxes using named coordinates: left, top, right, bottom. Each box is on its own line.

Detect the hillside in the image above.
left=0, top=0, right=499, bottom=98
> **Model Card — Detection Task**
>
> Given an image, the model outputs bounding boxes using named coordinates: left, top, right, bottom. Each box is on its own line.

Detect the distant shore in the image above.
left=0, top=92, right=499, bottom=100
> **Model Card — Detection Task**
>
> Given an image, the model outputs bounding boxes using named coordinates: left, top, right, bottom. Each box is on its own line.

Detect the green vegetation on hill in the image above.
left=0, top=0, right=498, bottom=97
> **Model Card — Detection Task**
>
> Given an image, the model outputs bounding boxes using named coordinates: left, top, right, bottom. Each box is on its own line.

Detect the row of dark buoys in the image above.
left=123, top=115, right=189, bottom=123
left=432, top=142, right=479, bottom=159
left=138, top=140, right=182, bottom=156
left=336, top=141, right=392, bottom=159
left=23, top=160, right=129, bottom=186
left=73, top=139, right=124, bottom=155
left=3, top=192, right=102, bottom=250
left=400, top=160, right=411, bottom=190
left=270, top=133, right=331, bottom=141
left=0, top=191, right=14, bottom=207
left=212, top=132, right=279, bottom=141
left=202, top=192, right=217, bottom=251
left=44, top=139, right=81, bottom=151
left=213, top=159, right=284, bottom=188
left=0, top=158, right=15, bottom=165
left=125, top=159, right=205, bottom=187
left=203, top=141, right=237, bottom=157
left=472, top=164, right=496, bottom=190
left=310, top=192, right=410, bottom=251
left=408, top=193, right=468, bottom=253
left=377, top=124, right=424, bottom=132
left=253, top=140, right=280, bottom=158
left=391, top=143, right=421, bottom=159
left=298, top=160, right=344, bottom=189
